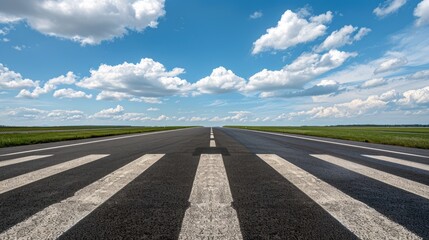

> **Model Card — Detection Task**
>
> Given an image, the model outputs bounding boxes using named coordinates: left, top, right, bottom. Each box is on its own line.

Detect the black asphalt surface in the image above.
left=0, top=127, right=428, bottom=239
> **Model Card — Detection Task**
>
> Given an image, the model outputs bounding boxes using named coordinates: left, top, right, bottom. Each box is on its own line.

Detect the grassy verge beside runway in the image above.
left=224, top=126, right=429, bottom=149
left=0, top=126, right=193, bottom=148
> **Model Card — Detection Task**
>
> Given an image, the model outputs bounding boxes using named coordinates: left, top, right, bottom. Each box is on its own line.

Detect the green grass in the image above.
left=224, top=126, right=429, bottom=149
left=0, top=126, right=193, bottom=148
left=0, top=125, right=132, bottom=132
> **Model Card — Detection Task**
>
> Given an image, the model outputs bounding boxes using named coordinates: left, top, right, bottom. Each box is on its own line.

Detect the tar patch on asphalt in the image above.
left=192, top=147, right=230, bottom=156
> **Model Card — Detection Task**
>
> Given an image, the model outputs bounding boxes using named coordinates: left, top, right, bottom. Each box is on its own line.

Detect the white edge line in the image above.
left=0, top=128, right=192, bottom=157
left=234, top=128, right=429, bottom=159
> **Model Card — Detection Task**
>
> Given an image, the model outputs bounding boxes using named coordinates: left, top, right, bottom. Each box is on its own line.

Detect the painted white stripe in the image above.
left=179, top=154, right=242, bottom=239
left=312, top=154, right=429, bottom=200
left=0, top=128, right=191, bottom=157
left=236, top=128, right=429, bottom=159
left=258, top=154, right=421, bottom=240
left=0, top=154, right=163, bottom=239
left=0, top=154, right=108, bottom=194
left=0, top=155, right=53, bottom=168
left=210, top=140, right=216, bottom=147
left=363, top=155, right=429, bottom=172
left=210, top=134, right=214, bottom=139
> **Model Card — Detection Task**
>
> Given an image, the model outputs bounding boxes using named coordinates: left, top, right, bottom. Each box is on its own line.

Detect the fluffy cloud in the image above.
left=289, top=94, right=389, bottom=119
left=414, top=0, right=429, bottom=26
left=7, top=107, right=85, bottom=121
left=91, top=105, right=169, bottom=121
left=247, top=49, right=356, bottom=92
left=77, top=58, right=191, bottom=100
left=193, top=67, right=246, bottom=94
left=260, top=79, right=341, bottom=98
left=374, top=57, right=408, bottom=74
left=0, top=0, right=165, bottom=45
left=374, top=0, right=407, bottom=17
left=147, top=107, right=159, bottom=111
left=398, top=86, right=429, bottom=105
left=17, top=72, right=77, bottom=98
left=91, top=105, right=124, bottom=119
left=250, top=11, right=263, bottom=19
left=360, top=78, right=388, bottom=89
left=0, top=64, right=37, bottom=89
left=285, top=87, right=429, bottom=120
left=46, top=110, right=85, bottom=121
left=316, top=25, right=370, bottom=52
left=252, top=10, right=332, bottom=54
left=53, top=88, right=92, bottom=99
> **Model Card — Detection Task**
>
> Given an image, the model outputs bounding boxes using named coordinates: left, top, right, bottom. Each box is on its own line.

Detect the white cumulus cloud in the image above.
left=17, top=71, right=77, bottom=98
left=91, top=105, right=125, bottom=119
left=374, top=0, right=407, bottom=17
left=53, top=88, right=92, bottom=99
left=0, top=64, right=37, bottom=89
left=316, top=25, right=371, bottom=52
left=252, top=10, right=332, bottom=54
left=193, top=67, right=246, bottom=94
left=398, top=86, right=429, bottom=105
left=250, top=11, right=263, bottom=19
left=77, top=58, right=192, bottom=101
left=289, top=94, right=389, bottom=119
left=7, top=107, right=85, bottom=121
left=414, top=0, right=429, bottom=26
left=374, top=57, right=408, bottom=74
left=247, top=49, right=356, bottom=92
left=0, top=0, right=165, bottom=45
left=360, top=78, right=388, bottom=89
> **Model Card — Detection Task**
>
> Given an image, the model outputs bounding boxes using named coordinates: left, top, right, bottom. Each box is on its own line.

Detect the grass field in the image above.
left=225, top=126, right=429, bottom=149
left=0, top=126, right=192, bottom=148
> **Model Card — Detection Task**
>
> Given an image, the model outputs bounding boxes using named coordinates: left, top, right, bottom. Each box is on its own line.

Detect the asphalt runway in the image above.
left=0, top=127, right=428, bottom=239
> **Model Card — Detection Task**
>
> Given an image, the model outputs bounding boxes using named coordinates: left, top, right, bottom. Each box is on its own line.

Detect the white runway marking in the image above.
left=0, top=154, right=164, bottom=239
left=210, top=134, right=214, bottom=139
left=0, top=128, right=190, bottom=157
left=362, top=155, right=429, bottom=172
left=0, top=154, right=108, bottom=194
left=239, top=129, right=429, bottom=159
left=0, top=155, right=53, bottom=168
left=258, top=154, right=421, bottom=240
left=312, top=154, right=429, bottom=200
left=179, top=154, right=242, bottom=239
left=210, top=140, right=216, bottom=147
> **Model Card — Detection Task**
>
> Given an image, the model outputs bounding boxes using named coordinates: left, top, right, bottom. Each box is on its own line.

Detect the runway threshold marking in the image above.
left=0, top=154, right=164, bottom=239
left=179, top=154, right=243, bottom=239
left=239, top=129, right=429, bottom=159
left=312, top=154, right=429, bottom=200
left=362, top=155, right=429, bottom=172
left=0, top=154, right=108, bottom=194
left=0, top=155, right=53, bottom=168
left=258, top=154, right=421, bottom=240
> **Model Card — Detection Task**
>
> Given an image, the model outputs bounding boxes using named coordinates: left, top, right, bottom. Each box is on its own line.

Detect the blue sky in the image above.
left=0, top=0, right=429, bottom=126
